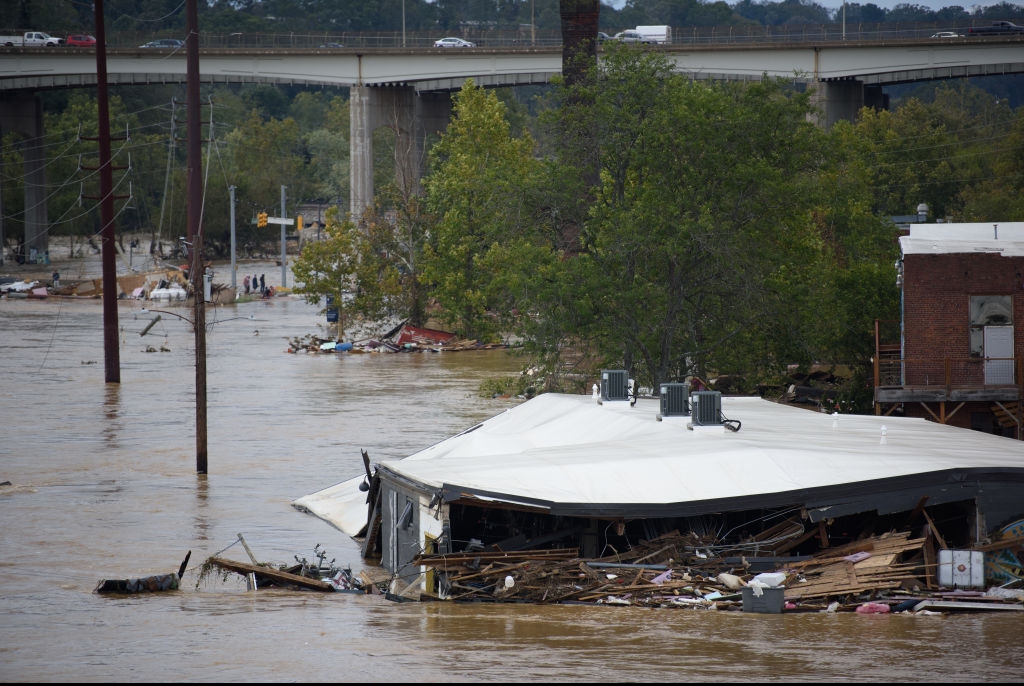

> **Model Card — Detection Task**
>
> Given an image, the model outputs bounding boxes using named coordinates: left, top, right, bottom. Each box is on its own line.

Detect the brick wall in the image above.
left=902, top=252, right=1024, bottom=385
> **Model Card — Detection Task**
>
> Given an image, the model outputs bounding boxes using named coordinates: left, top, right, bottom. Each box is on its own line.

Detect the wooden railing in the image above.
left=876, top=356, right=1020, bottom=391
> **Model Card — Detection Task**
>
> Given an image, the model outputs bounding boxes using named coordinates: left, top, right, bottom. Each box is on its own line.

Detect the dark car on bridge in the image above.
left=967, top=21, right=1024, bottom=35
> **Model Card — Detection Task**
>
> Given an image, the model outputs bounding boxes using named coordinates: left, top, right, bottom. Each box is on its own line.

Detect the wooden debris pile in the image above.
left=783, top=530, right=926, bottom=602
left=408, top=529, right=1024, bottom=612
left=199, top=538, right=366, bottom=593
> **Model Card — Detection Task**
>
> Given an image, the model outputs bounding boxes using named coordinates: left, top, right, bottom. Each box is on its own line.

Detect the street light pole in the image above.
left=229, top=184, right=236, bottom=290
left=280, top=185, right=288, bottom=288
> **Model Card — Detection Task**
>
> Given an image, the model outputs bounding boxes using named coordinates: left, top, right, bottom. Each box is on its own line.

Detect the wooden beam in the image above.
left=208, top=556, right=334, bottom=591
left=921, top=508, right=949, bottom=550
left=922, top=538, right=937, bottom=590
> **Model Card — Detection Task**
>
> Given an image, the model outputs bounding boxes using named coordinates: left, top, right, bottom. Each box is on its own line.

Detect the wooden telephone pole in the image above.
left=186, top=0, right=208, bottom=474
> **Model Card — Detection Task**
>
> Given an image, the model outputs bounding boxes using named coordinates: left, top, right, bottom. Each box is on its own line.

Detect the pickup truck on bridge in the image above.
left=967, top=21, right=1024, bottom=35
left=0, top=31, right=63, bottom=47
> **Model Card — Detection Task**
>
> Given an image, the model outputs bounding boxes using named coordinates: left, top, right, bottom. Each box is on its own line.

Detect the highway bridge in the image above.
left=1, top=36, right=1021, bottom=250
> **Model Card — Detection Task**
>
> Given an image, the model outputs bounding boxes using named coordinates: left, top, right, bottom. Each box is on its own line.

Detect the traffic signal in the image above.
left=257, top=211, right=267, bottom=228
left=297, top=215, right=303, bottom=231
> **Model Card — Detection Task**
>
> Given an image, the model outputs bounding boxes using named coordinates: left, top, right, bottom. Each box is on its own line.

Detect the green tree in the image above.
left=546, top=46, right=835, bottom=391
left=421, top=80, right=544, bottom=341
left=852, top=100, right=964, bottom=221
left=222, top=111, right=309, bottom=246
left=291, top=92, right=351, bottom=210
left=803, top=118, right=902, bottom=410
left=291, top=204, right=413, bottom=338
left=959, top=105, right=1024, bottom=221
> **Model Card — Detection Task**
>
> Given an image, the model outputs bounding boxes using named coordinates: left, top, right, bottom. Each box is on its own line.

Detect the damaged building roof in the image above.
left=295, top=392, right=1024, bottom=539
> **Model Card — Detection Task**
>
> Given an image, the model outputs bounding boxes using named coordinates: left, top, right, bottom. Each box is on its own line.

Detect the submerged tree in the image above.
left=290, top=205, right=410, bottom=339
left=421, top=80, right=545, bottom=342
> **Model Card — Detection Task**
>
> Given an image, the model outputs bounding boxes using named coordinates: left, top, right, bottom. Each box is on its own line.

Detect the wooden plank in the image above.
left=913, top=599, right=1024, bottom=613
left=208, top=556, right=334, bottom=591
left=970, top=535, right=1024, bottom=553
left=922, top=509, right=948, bottom=550
left=362, top=494, right=382, bottom=561
left=923, top=537, right=937, bottom=590
left=773, top=526, right=823, bottom=555
left=413, top=548, right=579, bottom=566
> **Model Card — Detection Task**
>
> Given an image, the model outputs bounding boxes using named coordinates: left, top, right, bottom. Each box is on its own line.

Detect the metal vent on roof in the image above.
left=691, top=390, right=723, bottom=426
left=601, top=369, right=629, bottom=401
left=659, top=382, right=690, bottom=417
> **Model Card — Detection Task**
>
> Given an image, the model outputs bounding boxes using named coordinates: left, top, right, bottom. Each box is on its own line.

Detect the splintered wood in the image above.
left=782, top=531, right=926, bottom=601
left=408, top=529, right=979, bottom=609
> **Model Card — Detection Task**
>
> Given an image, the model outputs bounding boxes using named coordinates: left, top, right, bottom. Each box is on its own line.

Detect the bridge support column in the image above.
left=809, top=79, right=866, bottom=129
left=350, top=85, right=452, bottom=220
left=0, top=94, right=49, bottom=262
left=863, top=84, right=889, bottom=113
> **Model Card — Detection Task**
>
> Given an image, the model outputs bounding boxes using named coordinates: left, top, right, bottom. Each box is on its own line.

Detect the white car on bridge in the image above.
left=433, top=37, right=475, bottom=48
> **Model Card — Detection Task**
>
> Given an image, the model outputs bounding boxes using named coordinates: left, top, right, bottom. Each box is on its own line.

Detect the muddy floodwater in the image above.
left=2, top=258, right=1024, bottom=682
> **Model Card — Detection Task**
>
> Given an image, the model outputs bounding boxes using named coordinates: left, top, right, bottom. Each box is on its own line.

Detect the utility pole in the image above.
left=186, top=0, right=208, bottom=474
left=532, top=0, right=536, bottom=46
left=94, top=0, right=120, bottom=384
left=280, top=185, right=287, bottom=288
left=229, top=185, right=236, bottom=290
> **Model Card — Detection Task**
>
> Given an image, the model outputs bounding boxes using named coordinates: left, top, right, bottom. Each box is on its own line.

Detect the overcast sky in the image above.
left=603, top=1, right=1011, bottom=12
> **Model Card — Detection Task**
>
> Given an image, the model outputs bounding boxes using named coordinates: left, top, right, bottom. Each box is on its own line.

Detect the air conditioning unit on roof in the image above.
left=691, top=390, right=722, bottom=426
left=601, top=369, right=629, bottom=401
left=659, top=382, right=689, bottom=417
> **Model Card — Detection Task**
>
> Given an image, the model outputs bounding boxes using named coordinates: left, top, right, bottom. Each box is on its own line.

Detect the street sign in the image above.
left=326, top=295, right=338, bottom=323
left=267, top=217, right=295, bottom=225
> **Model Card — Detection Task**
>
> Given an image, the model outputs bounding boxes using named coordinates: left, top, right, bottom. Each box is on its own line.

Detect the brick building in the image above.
left=874, top=222, right=1023, bottom=438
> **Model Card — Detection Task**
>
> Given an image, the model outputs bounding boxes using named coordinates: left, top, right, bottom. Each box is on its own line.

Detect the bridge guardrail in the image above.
left=89, top=23, right=1024, bottom=50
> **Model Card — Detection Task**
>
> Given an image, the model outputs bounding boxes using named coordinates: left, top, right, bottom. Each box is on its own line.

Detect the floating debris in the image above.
left=96, top=551, right=190, bottom=594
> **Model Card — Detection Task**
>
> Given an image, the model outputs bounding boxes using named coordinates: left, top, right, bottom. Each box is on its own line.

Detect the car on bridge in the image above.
left=66, top=34, right=97, bottom=47
left=140, top=38, right=184, bottom=49
left=967, top=21, right=1024, bottom=35
left=613, top=30, right=654, bottom=44
left=930, top=31, right=962, bottom=38
left=433, top=37, right=475, bottom=48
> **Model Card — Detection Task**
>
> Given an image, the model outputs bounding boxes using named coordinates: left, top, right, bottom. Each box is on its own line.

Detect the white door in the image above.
left=984, top=325, right=1014, bottom=384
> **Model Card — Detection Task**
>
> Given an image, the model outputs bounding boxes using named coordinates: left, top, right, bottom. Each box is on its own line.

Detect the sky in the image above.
left=602, top=1, right=1012, bottom=12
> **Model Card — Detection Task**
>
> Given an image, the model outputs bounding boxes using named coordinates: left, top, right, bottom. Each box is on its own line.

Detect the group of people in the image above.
left=243, top=273, right=266, bottom=297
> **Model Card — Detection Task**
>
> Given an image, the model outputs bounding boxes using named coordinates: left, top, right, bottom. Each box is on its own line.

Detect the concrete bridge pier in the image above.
left=809, top=79, right=868, bottom=129
left=350, top=85, right=453, bottom=220
left=0, top=93, right=49, bottom=263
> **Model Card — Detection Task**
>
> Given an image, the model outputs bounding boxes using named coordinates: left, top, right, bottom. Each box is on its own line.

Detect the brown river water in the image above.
left=2, top=257, right=1023, bottom=682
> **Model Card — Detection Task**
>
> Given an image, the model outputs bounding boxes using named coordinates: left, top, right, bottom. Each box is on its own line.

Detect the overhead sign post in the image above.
left=267, top=216, right=294, bottom=288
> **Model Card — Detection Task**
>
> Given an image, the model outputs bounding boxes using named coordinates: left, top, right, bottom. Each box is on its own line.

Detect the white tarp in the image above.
left=295, top=393, right=1024, bottom=536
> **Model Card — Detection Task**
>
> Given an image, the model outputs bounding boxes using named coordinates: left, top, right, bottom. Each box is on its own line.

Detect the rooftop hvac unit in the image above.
left=691, top=390, right=722, bottom=426
left=601, top=369, right=629, bottom=401
left=659, top=382, right=690, bottom=417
